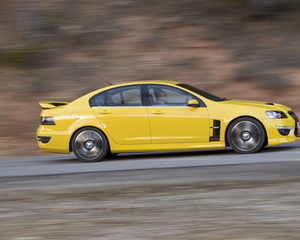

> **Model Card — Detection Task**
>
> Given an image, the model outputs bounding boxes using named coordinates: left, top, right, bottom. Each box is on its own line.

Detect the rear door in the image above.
left=91, top=85, right=151, bottom=145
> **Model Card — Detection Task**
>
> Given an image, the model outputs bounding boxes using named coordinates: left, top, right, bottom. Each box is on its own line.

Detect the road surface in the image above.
left=0, top=141, right=299, bottom=189
left=1, top=142, right=300, bottom=239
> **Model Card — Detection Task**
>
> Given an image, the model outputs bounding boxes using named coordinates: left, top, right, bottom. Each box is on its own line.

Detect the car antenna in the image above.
left=92, top=73, right=112, bottom=85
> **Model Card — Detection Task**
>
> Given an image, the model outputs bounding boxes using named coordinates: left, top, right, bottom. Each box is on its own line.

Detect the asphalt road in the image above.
left=0, top=141, right=299, bottom=189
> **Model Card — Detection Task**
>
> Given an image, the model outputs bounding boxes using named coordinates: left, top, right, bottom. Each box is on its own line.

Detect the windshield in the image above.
left=177, top=83, right=225, bottom=101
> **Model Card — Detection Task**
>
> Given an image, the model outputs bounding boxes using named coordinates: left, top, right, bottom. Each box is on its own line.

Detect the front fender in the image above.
left=225, top=110, right=269, bottom=129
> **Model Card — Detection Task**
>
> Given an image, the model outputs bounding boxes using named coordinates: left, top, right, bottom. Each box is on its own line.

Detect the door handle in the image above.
left=152, top=111, right=164, bottom=115
left=98, top=110, right=111, bottom=114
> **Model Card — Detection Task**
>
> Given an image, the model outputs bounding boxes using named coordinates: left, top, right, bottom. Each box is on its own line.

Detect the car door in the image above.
left=91, top=85, right=151, bottom=145
left=146, top=84, right=209, bottom=144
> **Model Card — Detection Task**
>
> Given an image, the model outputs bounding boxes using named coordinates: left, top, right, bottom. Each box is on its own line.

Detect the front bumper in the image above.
left=288, top=111, right=300, bottom=137
left=266, top=112, right=300, bottom=146
left=276, top=127, right=294, bottom=136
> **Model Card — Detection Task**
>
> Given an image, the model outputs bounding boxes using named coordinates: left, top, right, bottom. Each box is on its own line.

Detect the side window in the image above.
left=107, top=86, right=142, bottom=106
left=147, top=85, right=194, bottom=106
left=89, top=92, right=105, bottom=107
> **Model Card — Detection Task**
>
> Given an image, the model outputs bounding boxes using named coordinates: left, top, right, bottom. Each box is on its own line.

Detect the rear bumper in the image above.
left=37, top=126, right=70, bottom=154
left=37, top=136, right=51, bottom=144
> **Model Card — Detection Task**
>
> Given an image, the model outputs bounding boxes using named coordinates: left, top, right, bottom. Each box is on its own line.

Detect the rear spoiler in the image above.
left=39, top=101, right=69, bottom=109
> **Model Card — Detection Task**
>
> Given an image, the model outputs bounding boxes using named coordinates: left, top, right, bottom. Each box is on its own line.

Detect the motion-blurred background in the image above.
left=1, top=0, right=300, bottom=158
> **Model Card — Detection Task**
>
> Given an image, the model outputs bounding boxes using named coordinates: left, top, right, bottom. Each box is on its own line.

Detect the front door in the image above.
left=146, top=84, right=209, bottom=144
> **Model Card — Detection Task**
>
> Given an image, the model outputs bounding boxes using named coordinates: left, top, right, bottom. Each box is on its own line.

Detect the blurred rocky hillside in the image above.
left=1, top=0, right=300, bottom=157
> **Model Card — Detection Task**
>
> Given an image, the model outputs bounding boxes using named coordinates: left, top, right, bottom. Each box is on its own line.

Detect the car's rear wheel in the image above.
left=227, top=117, right=265, bottom=154
left=72, top=127, right=108, bottom=162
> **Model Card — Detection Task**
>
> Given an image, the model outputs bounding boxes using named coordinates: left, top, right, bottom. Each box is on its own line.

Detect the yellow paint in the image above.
left=92, top=107, right=151, bottom=145
left=37, top=80, right=299, bottom=155
left=147, top=106, right=209, bottom=143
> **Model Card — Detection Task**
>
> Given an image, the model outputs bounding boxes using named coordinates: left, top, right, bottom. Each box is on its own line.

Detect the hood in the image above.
left=221, top=99, right=290, bottom=111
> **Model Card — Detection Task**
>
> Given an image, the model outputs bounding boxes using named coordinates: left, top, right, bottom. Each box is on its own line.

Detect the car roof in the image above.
left=95, top=80, right=181, bottom=92
left=111, top=80, right=180, bottom=87
left=71, top=80, right=184, bottom=105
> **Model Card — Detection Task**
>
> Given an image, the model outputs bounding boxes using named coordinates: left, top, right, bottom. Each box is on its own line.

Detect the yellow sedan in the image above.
left=37, top=81, right=300, bottom=162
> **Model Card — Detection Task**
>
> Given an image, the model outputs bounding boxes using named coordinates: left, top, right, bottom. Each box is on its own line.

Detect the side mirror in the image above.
left=187, top=99, right=200, bottom=107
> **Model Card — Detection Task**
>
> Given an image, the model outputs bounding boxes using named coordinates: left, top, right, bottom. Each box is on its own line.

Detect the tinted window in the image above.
left=89, top=92, right=105, bottom=107
left=177, top=83, right=224, bottom=101
left=147, top=85, right=195, bottom=106
left=95, top=92, right=105, bottom=106
left=107, top=86, right=142, bottom=106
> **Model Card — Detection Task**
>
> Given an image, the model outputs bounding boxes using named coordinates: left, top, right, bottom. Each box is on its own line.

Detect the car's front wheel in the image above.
left=72, top=127, right=108, bottom=162
left=227, top=117, right=266, bottom=154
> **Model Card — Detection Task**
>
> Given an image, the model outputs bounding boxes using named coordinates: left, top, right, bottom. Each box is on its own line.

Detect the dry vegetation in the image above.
left=1, top=0, right=300, bottom=158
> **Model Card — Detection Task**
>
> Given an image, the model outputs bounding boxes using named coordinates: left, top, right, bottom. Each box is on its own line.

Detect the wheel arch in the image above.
left=69, top=126, right=111, bottom=153
left=224, top=116, right=268, bottom=147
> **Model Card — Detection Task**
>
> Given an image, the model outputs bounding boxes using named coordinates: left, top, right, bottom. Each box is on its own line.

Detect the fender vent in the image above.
left=210, top=120, right=220, bottom=141
left=265, top=103, right=274, bottom=105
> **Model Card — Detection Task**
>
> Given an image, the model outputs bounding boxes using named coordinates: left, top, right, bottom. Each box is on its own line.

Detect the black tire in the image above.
left=72, top=127, right=109, bottom=162
left=227, top=117, right=266, bottom=154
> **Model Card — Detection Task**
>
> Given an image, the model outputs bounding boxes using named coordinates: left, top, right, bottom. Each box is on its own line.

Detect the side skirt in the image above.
left=110, top=141, right=226, bottom=153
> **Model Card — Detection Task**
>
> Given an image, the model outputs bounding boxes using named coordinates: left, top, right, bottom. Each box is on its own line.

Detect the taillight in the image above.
left=41, top=116, right=56, bottom=125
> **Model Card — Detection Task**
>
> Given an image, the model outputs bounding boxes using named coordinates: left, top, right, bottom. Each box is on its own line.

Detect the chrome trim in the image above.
left=276, top=127, right=294, bottom=130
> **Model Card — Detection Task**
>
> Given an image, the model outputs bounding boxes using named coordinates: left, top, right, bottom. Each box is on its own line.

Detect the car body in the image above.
left=37, top=80, right=300, bottom=162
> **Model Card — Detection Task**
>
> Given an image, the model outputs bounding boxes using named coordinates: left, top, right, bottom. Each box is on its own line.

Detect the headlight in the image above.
left=265, top=111, right=287, bottom=119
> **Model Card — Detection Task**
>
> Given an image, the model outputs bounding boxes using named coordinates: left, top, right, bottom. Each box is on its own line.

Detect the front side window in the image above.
left=177, top=83, right=224, bottom=101
left=147, top=85, right=195, bottom=106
